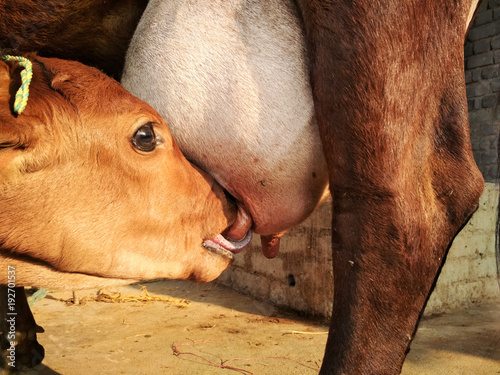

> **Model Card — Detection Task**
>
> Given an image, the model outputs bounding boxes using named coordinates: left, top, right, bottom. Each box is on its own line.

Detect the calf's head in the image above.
left=0, top=55, right=244, bottom=288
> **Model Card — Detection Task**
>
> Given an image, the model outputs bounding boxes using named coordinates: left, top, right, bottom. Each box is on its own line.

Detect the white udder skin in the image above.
left=122, top=0, right=329, bottom=235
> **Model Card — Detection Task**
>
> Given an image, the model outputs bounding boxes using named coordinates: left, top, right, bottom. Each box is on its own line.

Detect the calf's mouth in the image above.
left=203, top=199, right=253, bottom=257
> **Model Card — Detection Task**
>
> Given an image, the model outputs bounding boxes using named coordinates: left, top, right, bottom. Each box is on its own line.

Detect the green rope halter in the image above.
left=2, top=55, right=33, bottom=115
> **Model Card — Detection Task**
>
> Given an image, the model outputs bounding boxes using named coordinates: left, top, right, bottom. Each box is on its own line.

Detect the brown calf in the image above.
left=0, top=55, right=242, bottom=288
left=0, top=54, right=247, bottom=369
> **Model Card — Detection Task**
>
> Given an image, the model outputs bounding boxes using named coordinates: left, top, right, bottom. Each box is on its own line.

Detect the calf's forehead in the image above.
left=26, top=57, right=163, bottom=133
left=47, top=60, right=152, bottom=116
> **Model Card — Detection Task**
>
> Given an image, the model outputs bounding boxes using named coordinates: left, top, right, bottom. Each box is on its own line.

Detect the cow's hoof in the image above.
left=0, top=325, right=45, bottom=372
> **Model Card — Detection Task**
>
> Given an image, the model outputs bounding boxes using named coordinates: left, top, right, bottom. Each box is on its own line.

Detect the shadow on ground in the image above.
left=7, top=280, right=500, bottom=374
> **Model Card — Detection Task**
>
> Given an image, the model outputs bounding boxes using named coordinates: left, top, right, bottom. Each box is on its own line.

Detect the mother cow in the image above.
left=1, top=0, right=484, bottom=374
left=122, top=0, right=484, bottom=374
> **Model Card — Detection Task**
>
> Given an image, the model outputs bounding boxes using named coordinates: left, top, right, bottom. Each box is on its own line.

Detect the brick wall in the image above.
left=425, top=183, right=499, bottom=315
left=465, top=0, right=500, bottom=182
left=219, top=185, right=499, bottom=318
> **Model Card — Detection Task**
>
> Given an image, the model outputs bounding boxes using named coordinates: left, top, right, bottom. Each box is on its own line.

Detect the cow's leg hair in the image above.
left=1, top=286, right=45, bottom=370
left=296, top=1, right=484, bottom=374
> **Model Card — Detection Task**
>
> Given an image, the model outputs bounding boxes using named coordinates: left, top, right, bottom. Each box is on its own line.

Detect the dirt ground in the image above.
left=11, top=279, right=500, bottom=375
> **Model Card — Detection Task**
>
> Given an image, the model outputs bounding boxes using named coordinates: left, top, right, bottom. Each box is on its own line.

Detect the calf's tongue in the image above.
left=226, top=205, right=253, bottom=242
left=260, top=231, right=287, bottom=259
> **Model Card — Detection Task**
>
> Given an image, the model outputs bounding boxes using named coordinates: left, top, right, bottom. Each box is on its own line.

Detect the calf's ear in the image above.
left=0, top=60, right=25, bottom=148
left=0, top=59, right=25, bottom=117
left=0, top=61, right=12, bottom=109
left=0, top=61, right=20, bottom=172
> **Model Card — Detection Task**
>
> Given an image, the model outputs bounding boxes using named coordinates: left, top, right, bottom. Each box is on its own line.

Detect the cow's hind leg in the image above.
left=1, top=286, right=45, bottom=371
left=319, top=177, right=482, bottom=374
left=296, top=1, right=484, bottom=374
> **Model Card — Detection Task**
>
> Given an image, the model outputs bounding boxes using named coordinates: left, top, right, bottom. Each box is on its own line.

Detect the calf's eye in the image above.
left=131, top=123, right=157, bottom=152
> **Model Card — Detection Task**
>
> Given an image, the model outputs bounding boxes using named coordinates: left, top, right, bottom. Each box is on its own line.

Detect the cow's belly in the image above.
left=122, top=0, right=328, bottom=235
